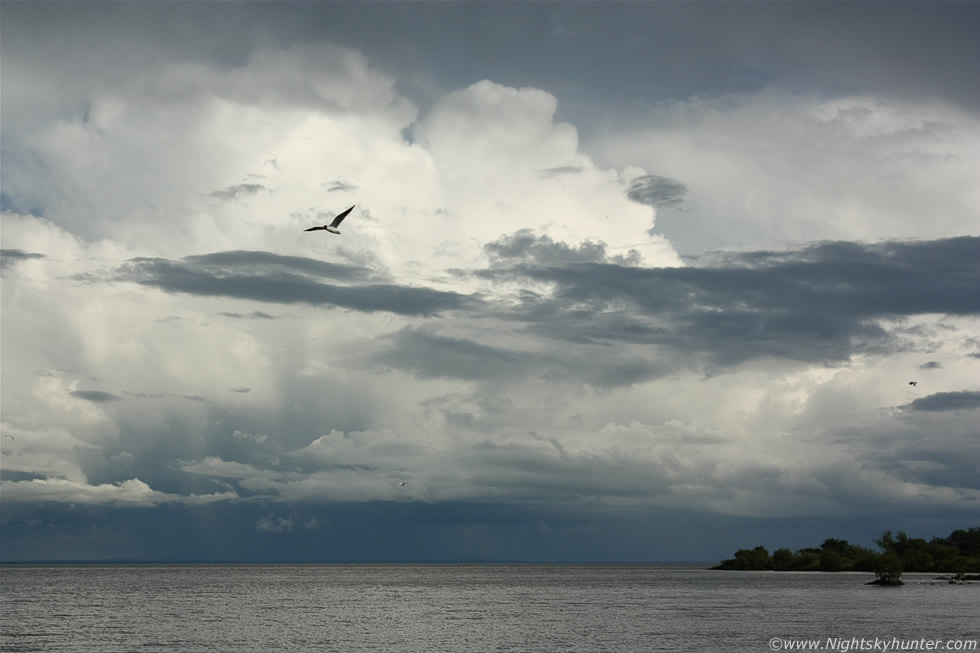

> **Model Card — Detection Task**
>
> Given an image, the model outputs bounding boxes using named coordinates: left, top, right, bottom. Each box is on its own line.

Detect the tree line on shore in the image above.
left=712, top=527, right=980, bottom=578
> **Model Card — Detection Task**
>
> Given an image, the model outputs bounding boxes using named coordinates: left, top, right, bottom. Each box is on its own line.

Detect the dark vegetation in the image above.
left=712, top=527, right=980, bottom=582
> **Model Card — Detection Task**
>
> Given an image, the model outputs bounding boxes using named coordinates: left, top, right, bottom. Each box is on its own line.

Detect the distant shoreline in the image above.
left=710, top=527, right=980, bottom=579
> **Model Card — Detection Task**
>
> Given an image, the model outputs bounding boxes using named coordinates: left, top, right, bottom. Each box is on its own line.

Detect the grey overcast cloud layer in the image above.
left=1, top=2, right=978, bottom=562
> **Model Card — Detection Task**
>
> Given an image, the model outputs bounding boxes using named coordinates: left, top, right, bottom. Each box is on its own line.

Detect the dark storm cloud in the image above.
left=485, top=230, right=607, bottom=265
left=627, top=175, right=687, bottom=209
left=5, top=2, right=977, bottom=145
left=122, top=391, right=206, bottom=402
left=538, top=166, right=583, bottom=179
left=372, top=328, right=666, bottom=388
left=70, top=390, right=123, bottom=403
left=218, top=311, right=278, bottom=320
left=207, top=183, right=266, bottom=202
left=3, top=498, right=974, bottom=564
left=0, top=248, right=46, bottom=271
left=376, top=330, right=529, bottom=381
left=107, top=251, right=475, bottom=317
left=184, top=251, right=374, bottom=282
left=484, top=229, right=639, bottom=267
left=905, top=391, right=980, bottom=413
left=475, top=235, right=980, bottom=368
left=919, top=361, right=942, bottom=370
left=375, top=235, right=978, bottom=385
left=329, top=2, right=980, bottom=110
left=545, top=2, right=980, bottom=111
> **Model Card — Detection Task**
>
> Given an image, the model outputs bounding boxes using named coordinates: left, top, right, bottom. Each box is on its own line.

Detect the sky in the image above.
left=1, top=1, right=978, bottom=563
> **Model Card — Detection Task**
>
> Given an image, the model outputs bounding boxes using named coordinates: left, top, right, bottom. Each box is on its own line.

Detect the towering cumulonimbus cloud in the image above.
left=1, top=1, right=978, bottom=562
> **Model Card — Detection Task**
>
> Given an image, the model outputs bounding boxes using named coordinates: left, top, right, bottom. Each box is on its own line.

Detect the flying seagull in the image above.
left=396, top=480, right=408, bottom=487
left=3, top=434, right=13, bottom=441
left=909, top=381, right=917, bottom=387
left=304, top=205, right=355, bottom=235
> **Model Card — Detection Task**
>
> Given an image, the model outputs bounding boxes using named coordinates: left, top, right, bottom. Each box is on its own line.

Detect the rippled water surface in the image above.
left=1, top=565, right=976, bottom=652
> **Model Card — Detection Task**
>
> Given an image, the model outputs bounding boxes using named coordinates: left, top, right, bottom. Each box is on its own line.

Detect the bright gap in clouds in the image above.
left=1, top=33, right=978, bottom=561
left=590, top=91, right=980, bottom=255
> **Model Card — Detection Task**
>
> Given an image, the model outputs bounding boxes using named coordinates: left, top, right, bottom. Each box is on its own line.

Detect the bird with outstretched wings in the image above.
left=305, top=205, right=355, bottom=235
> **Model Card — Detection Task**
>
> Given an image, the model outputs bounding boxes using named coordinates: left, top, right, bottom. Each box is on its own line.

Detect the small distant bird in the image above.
left=397, top=480, right=408, bottom=487
left=909, top=381, right=917, bottom=387
left=3, top=434, right=13, bottom=441
left=304, top=205, right=355, bottom=235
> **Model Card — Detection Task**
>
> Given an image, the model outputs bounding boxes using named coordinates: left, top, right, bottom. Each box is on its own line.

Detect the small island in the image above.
left=712, top=527, right=980, bottom=586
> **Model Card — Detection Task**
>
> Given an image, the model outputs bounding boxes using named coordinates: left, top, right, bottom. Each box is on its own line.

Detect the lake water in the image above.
left=0, top=565, right=976, bottom=652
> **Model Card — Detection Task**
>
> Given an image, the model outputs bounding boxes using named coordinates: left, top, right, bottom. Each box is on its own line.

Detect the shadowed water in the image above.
left=0, top=565, right=975, bottom=652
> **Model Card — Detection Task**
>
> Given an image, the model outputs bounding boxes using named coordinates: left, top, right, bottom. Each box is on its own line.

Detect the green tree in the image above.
left=900, top=549, right=934, bottom=573
left=789, top=551, right=821, bottom=571
left=715, top=545, right=772, bottom=570
left=874, top=530, right=897, bottom=552
left=821, top=538, right=849, bottom=554
left=714, top=526, right=979, bottom=575
left=940, top=556, right=971, bottom=579
left=871, top=552, right=903, bottom=585
left=929, top=544, right=959, bottom=565
left=772, top=548, right=794, bottom=571
left=894, top=531, right=911, bottom=551
left=731, top=546, right=772, bottom=570
left=852, top=550, right=879, bottom=572
left=820, top=549, right=845, bottom=572
left=947, top=528, right=980, bottom=557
